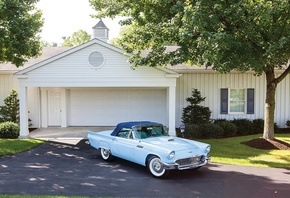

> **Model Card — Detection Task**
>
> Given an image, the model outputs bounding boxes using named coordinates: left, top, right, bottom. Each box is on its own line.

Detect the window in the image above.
left=221, top=88, right=254, bottom=114
left=229, top=89, right=245, bottom=113
left=88, top=52, right=104, bottom=68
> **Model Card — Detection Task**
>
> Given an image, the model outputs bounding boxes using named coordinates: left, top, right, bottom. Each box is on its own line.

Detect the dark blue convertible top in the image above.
left=110, top=121, right=161, bottom=136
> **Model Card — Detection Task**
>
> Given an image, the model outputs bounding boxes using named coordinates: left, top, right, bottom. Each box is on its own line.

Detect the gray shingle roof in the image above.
left=92, top=20, right=108, bottom=29
left=0, top=47, right=72, bottom=71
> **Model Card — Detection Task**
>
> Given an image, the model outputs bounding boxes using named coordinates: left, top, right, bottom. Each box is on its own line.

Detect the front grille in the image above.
left=175, top=156, right=203, bottom=166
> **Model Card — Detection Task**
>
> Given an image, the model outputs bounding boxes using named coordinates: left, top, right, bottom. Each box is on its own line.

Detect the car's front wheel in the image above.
left=147, top=156, right=169, bottom=178
left=100, top=148, right=113, bottom=161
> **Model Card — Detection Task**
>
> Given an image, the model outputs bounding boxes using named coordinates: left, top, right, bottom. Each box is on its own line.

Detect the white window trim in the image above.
left=228, top=88, right=247, bottom=115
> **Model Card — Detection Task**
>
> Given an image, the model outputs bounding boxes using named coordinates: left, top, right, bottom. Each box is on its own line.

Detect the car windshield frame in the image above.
left=132, top=124, right=169, bottom=139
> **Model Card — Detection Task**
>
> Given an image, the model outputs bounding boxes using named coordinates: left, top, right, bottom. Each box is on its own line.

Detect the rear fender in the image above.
left=99, top=141, right=110, bottom=150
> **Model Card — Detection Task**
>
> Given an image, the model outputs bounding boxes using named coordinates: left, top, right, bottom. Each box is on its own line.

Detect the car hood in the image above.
left=141, top=136, right=207, bottom=153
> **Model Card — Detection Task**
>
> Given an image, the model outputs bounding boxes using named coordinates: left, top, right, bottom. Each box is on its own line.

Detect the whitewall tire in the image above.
left=147, top=156, right=169, bottom=178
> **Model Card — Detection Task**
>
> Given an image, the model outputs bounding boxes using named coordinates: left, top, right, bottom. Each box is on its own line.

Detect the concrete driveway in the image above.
left=0, top=139, right=289, bottom=197
left=29, top=126, right=115, bottom=139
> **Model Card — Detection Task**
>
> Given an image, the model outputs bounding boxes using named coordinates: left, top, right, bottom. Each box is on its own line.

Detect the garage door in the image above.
left=69, top=88, right=166, bottom=126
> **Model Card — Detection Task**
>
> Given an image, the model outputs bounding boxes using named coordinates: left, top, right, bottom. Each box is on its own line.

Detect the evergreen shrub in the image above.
left=183, top=124, right=201, bottom=139
left=214, top=120, right=237, bottom=137
left=252, top=119, right=264, bottom=134
left=198, top=123, right=224, bottom=138
left=231, top=119, right=253, bottom=135
left=0, top=121, right=20, bottom=139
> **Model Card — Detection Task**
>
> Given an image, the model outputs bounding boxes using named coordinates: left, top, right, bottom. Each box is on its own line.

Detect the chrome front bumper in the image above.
left=163, top=156, right=211, bottom=170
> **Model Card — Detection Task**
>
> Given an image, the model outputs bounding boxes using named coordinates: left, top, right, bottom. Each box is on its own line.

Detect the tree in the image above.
left=62, top=30, right=91, bottom=47
left=0, top=0, right=43, bottom=66
left=90, top=0, right=290, bottom=140
left=182, top=89, right=211, bottom=125
left=0, top=89, right=20, bottom=124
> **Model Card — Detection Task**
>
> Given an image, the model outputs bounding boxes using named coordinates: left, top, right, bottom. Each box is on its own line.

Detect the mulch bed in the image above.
left=241, top=138, right=290, bottom=150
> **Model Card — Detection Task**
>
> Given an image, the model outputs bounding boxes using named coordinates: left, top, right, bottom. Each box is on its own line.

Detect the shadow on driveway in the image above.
left=1, top=139, right=289, bottom=197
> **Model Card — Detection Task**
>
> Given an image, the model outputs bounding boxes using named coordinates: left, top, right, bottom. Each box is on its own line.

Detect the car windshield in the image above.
left=132, top=125, right=169, bottom=139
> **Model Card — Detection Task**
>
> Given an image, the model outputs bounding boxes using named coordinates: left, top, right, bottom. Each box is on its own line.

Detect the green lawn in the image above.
left=0, top=196, right=88, bottom=198
left=0, top=139, right=44, bottom=156
left=202, top=133, right=290, bottom=168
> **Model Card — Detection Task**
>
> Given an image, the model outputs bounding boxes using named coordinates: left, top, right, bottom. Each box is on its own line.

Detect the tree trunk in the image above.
left=263, top=69, right=277, bottom=140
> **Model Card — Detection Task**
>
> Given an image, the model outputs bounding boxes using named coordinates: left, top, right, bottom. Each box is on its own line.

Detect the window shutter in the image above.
left=221, top=88, right=228, bottom=114
left=247, top=88, right=254, bottom=114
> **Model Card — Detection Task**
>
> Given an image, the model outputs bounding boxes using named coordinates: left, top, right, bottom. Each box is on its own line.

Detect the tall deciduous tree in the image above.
left=62, top=30, right=91, bottom=47
left=90, top=0, right=290, bottom=140
left=0, top=0, right=43, bottom=66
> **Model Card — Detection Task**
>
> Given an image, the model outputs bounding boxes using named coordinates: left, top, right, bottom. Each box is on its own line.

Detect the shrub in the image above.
left=182, top=89, right=212, bottom=125
left=183, top=124, right=201, bottom=139
left=252, top=119, right=264, bottom=134
left=198, top=123, right=224, bottom=138
left=0, top=121, right=20, bottom=139
left=214, top=120, right=237, bottom=137
left=213, top=119, right=227, bottom=124
left=286, top=120, right=290, bottom=128
left=274, top=122, right=281, bottom=133
left=231, top=119, right=253, bottom=135
left=0, top=89, right=19, bottom=124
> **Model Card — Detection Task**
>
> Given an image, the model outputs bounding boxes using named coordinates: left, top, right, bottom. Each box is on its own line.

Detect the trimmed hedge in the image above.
left=199, top=123, right=224, bottom=138
left=0, top=121, right=20, bottom=139
left=252, top=119, right=264, bottom=134
left=231, top=119, right=254, bottom=135
left=180, top=118, right=282, bottom=139
left=214, top=120, right=237, bottom=137
left=183, top=123, right=224, bottom=139
left=183, top=124, right=201, bottom=139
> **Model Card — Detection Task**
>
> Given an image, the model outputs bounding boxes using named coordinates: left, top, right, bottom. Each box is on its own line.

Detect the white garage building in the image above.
left=14, top=28, right=179, bottom=137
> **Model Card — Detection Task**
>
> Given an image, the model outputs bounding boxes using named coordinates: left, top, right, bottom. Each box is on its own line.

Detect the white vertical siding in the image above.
left=0, top=75, right=39, bottom=127
left=276, top=74, right=290, bottom=127
left=176, top=72, right=290, bottom=128
left=0, top=74, right=19, bottom=106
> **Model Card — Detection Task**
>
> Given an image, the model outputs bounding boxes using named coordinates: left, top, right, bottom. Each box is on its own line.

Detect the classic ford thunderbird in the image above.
left=87, top=121, right=211, bottom=178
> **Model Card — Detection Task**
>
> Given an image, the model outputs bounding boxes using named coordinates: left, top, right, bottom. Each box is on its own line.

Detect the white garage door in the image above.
left=69, top=88, right=166, bottom=126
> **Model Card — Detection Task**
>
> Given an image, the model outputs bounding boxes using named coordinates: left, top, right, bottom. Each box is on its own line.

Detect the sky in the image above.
left=36, top=0, right=121, bottom=44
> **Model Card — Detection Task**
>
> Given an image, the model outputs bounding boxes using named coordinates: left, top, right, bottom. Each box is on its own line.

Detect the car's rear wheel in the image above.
left=147, top=156, right=169, bottom=178
left=100, top=148, right=113, bottom=161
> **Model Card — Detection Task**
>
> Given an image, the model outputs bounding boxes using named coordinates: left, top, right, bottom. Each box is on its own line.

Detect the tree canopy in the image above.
left=62, top=30, right=91, bottom=47
left=0, top=0, right=43, bottom=66
left=90, top=0, right=290, bottom=139
left=90, top=0, right=290, bottom=70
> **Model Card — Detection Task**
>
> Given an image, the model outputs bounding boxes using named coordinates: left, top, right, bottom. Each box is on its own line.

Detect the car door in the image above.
left=110, top=129, right=138, bottom=162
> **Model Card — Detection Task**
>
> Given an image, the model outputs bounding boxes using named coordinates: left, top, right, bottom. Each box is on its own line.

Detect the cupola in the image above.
left=92, top=19, right=109, bottom=42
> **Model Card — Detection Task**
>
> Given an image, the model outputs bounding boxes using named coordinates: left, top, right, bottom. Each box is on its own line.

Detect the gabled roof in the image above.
left=92, top=20, right=109, bottom=29
left=0, top=47, right=71, bottom=72
left=0, top=38, right=180, bottom=76
left=14, top=38, right=125, bottom=75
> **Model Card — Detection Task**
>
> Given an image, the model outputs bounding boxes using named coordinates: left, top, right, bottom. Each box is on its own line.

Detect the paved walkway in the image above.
left=29, top=126, right=115, bottom=139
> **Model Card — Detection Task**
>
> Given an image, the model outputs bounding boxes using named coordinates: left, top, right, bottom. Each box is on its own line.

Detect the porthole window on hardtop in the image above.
left=89, top=52, right=105, bottom=69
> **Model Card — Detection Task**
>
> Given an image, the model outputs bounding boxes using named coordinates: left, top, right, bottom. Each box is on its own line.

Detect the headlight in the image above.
left=205, top=145, right=211, bottom=153
left=168, top=151, right=175, bottom=159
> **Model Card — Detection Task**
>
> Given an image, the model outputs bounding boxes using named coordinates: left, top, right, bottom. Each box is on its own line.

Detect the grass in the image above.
left=201, top=133, right=290, bottom=168
left=0, top=196, right=88, bottom=198
left=0, top=138, right=44, bottom=156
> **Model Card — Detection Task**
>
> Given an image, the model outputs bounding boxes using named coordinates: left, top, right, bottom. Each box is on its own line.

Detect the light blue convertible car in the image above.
left=87, top=121, right=211, bottom=178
